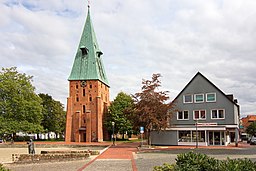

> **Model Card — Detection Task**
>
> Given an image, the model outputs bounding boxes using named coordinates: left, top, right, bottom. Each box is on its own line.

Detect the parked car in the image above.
left=247, top=137, right=251, bottom=143
left=0, top=139, right=3, bottom=143
left=250, top=136, right=256, bottom=145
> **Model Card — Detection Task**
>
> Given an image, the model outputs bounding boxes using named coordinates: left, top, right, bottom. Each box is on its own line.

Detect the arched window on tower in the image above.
left=83, top=89, right=86, bottom=96
left=83, top=105, right=86, bottom=113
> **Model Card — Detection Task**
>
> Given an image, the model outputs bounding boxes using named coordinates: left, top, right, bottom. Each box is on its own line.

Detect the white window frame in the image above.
left=211, top=109, right=225, bottom=119
left=206, top=93, right=216, bottom=102
left=183, top=94, right=193, bottom=103
left=177, top=111, right=189, bottom=120
left=194, top=94, right=204, bottom=103
left=193, top=110, right=206, bottom=120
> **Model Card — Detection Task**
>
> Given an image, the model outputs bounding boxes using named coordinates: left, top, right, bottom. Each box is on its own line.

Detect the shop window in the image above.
left=178, top=131, right=206, bottom=142
left=178, top=131, right=191, bottom=142
left=192, top=131, right=205, bottom=142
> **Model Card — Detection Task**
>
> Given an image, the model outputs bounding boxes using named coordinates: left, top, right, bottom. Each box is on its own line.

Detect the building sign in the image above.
left=196, top=123, right=218, bottom=126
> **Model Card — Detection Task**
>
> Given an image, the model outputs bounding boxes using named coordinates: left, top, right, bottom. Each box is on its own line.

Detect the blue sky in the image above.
left=1, top=0, right=256, bottom=117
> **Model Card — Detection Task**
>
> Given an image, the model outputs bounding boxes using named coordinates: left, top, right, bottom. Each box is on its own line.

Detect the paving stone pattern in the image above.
left=3, top=142, right=256, bottom=171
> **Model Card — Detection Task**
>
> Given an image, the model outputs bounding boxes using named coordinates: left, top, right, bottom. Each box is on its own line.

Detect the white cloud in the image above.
left=1, top=0, right=256, bottom=117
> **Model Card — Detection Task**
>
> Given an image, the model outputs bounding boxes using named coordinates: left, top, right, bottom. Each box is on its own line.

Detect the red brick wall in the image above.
left=65, top=80, right=109, bottom=142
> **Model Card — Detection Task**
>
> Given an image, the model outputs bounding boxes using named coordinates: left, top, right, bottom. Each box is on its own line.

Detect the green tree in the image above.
left=105, top=92, right=134, bottom=140
left=39, top=93, right=66, bottom=138
left=132, top=73, right=175, bottom=145
left=246, top=121, right=256, bottom=136
left=0, top=67, right=43, bottom=140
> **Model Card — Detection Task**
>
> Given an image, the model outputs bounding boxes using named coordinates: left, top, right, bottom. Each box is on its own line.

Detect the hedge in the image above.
left=153, top=152, right=256, bottom=171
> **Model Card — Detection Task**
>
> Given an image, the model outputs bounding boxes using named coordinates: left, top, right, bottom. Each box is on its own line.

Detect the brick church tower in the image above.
left=65, top=6, right=110, bottom=142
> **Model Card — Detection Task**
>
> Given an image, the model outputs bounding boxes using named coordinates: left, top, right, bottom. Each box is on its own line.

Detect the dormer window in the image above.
left=80, top=46, right=88, bottom=56
left=97, top=51, right=103, bottom=57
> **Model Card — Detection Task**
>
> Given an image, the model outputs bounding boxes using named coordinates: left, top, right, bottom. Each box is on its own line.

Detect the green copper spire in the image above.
left=68, top=6, right=109, bottom=86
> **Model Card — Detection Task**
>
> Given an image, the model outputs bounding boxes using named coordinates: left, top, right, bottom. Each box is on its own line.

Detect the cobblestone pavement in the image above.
left=5, top=160, right=92, bottom=171
left=135, top=146, right=256, bottom=171
left=2, top=142, right=256, bottom=171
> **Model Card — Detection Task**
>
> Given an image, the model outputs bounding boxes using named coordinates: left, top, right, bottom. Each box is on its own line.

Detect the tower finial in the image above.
left=88, top=0, right=90, bottom=8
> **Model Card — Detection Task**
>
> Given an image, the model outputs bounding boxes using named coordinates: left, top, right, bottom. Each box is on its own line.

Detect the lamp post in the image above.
left=111, top=122, right=115, bottom=146
left=195, top=119, right=198, bottom=148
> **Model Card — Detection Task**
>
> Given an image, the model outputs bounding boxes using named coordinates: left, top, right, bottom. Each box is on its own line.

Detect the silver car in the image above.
left=250, top=136, right=256, bottom=145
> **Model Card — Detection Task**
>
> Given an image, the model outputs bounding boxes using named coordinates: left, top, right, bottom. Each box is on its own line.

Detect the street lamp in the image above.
left=111, top=122, right=115, bottom=146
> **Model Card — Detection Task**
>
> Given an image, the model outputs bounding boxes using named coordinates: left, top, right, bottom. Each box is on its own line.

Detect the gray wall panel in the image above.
left=151, top=131, right=177, bottom=145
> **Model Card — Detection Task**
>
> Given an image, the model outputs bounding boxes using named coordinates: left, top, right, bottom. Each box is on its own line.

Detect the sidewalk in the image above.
left=78, top=142, right=140, bottom=171
left=76, top=141, right=251, bottom=171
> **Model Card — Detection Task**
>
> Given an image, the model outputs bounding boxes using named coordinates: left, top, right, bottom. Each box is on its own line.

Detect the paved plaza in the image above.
left=2, top=142, right=256, bottom=171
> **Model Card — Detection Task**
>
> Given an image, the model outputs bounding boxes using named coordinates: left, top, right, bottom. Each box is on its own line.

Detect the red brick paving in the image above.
left=77, top=142, right=139, bottom=171
left=97, top=142, right=139, bottom=159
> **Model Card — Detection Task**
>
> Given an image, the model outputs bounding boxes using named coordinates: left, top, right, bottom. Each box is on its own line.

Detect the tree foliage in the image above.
left=0, top=67, right=43, bottom=137
left=131, top=73, right=175, bottom=144
left=39, top=93, right=66, bottom=135
left=246, top=121, right=256, bottom=136
left=105, top=92, right=134, bottom=139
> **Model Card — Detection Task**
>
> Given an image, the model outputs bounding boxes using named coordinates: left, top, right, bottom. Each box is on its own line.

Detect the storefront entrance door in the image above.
left=208, top=131, right=224, bottom=146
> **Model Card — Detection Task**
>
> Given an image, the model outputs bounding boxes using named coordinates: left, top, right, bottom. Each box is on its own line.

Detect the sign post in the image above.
left=140, top=127, right=144, bottom=146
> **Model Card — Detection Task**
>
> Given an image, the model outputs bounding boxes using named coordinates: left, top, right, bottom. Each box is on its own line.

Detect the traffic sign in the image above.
left=140, top=127, right=144, bottom=134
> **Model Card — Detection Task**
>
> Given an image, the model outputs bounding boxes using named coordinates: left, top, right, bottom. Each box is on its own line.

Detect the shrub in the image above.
left=154, top=152, right=256, bottom=171
left=175, top=152, right=219, bottom=171
left=153, top=163, right=175, bottom=171
left=0, top=164, right=10, bottom=171
left=219, top=158, right=256, bottom=171
left=13, top=136, right=31, bottom=142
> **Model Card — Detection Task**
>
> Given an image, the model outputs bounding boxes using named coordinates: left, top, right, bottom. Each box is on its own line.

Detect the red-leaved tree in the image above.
left=131, top=73, right=175, bottom=145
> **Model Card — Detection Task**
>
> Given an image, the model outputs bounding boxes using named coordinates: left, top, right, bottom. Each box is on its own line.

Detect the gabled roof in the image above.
left=173, top=72, right=239, bottom=107
left=68, top=7, right=109, bottom=87
left=242, top=115, right=256, bottom=121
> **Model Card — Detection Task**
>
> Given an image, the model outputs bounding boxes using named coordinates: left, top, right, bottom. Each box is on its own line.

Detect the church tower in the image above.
left=65, top=6, right=110, bottom=142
